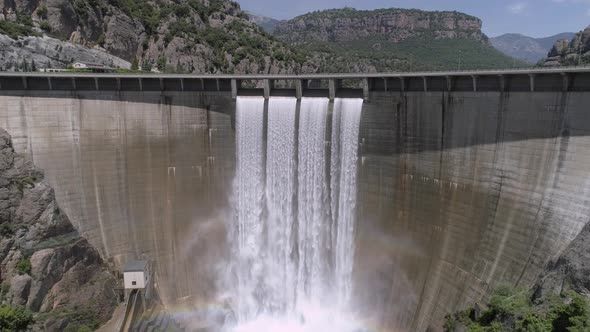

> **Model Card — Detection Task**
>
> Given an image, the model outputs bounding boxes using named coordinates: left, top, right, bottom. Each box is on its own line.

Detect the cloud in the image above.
left=508, top=2, right=527, bottom=14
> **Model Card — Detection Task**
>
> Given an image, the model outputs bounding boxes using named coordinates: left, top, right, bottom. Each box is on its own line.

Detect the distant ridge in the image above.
left=491, top=32, right=575, bottom=63
left=271, top=7, right=525, bottom=72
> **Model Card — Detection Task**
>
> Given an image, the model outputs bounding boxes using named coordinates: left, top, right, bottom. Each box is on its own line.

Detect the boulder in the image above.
left=7, top=274, right=32, bottom=306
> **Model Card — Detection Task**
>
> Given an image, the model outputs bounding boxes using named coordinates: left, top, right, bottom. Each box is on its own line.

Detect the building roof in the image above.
left=123, top=260, right=148, bottom=272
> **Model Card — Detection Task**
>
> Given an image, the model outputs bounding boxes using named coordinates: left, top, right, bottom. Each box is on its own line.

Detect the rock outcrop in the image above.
left=273, top=8, right=488, bottom=44
left=0, top=33, right=130, bottom=71
left=544, top=26, right=590, bottom=66
left=0, top=128, right=118, bottom=331
left=1, top=0, right=307, bottom=74
left=534, top=221, right=590, bottom=300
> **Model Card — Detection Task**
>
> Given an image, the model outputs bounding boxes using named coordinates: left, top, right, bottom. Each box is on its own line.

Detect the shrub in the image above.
left=39, top=21, right=51, bottom=32
left=0, top=305, right=33, bottom=332
left=97, top=33, right=105, bottom=46
left=16, top=257, right=32, bottom=275
left=37, top=5, right=48, bottom=19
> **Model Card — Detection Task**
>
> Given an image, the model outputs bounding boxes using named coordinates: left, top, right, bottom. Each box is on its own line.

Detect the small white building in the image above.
left=123, top=260, right=151, bottom=289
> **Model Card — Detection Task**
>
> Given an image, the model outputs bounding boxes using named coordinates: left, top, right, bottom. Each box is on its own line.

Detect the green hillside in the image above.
left=301, top=35, right=528, bottom=72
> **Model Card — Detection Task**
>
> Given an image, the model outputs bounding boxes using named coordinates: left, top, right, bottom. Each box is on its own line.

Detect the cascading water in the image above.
left=227, top=96, right=365, bottom=332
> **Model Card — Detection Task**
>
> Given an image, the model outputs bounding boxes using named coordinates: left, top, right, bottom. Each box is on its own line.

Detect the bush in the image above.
left=444, top=286, right=590, bottom=332
left=0, top=20, right=37, bottom=39
left=16, top=257, right=32, bottom=275
left=37, top=5, right=48, bottom=19
left=0, top=305, right=33, bottom=331
left=97, top=33, right=105, bottom=46
left=39, top=21, right=52, bottom=32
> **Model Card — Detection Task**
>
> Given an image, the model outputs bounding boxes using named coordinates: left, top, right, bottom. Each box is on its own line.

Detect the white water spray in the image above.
left=228, top=96, right=364, bottom=332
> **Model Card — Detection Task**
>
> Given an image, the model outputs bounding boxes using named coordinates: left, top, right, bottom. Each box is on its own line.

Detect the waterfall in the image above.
left=331, top=98, right=363, bottom=306
left=265, top=97, right=298, bottom=314
left=233, top=97, right=266, bottom=323
left=296, top=97, right=331, bottom=306
left=229, top=96, right=364, bottom=332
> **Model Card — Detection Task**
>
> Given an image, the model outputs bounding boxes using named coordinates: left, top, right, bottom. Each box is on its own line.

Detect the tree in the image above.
left=141, top=58, right=151, bottom=71
left=31, top=59, right=37, bottom=72
left=157, top=55, right=166, bottom=72
left=131, top=57, right=139, bottom=71
left=0, top=305, right=33, bottom=331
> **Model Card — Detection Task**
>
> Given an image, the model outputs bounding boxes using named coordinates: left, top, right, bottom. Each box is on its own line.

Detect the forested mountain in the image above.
left=272, top=8, right=525, bottom=72
left=0, top=2, right=524, bottom=73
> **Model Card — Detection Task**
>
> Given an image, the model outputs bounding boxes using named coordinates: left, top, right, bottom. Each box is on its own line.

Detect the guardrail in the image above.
left=0, top=65, right=588, bottom=100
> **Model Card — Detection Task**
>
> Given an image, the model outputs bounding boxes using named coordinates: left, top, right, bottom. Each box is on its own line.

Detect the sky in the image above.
left=236, top=0, right=590, bottom=38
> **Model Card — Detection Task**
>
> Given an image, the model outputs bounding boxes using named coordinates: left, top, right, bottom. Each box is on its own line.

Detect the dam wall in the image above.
left=1, top=75, right=590, bottom=330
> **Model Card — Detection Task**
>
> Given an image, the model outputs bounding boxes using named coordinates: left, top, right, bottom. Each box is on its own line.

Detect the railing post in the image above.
left=47, top=77, right=53, bottom=91
left=471, top=75, right=477, bottom=92
left=529, top=74, right=535, bottom=92
left=498, top=75, right=505, bottom=92
left=138, top=78, right=143, bottom=91
left=400, top=77, right=405, bottom=92
left=446, top=76, right=452, bottom=92
left=94, top=77, right=99, bottom=91
left=422, top=76, right=428, bottom=92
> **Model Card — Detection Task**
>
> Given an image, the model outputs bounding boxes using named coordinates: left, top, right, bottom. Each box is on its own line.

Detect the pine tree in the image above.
left=31, top=59, right=37, bottom=72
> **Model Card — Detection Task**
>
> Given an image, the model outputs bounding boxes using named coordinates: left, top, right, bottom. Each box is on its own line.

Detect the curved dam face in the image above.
left=1, top=88, right=589, bottom=331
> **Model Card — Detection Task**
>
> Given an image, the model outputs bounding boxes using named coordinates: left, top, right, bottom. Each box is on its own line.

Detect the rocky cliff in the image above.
left=0, top=33, right=130, bottom=71
left=273, top=8, right=487, bottom=44
left=0, top=129, right=117, bottom=331
left=544, top=26, right=590, bottom=66
left=444, top=221, right=590, bottom=331
left=1, top=0, right=307, bottom=74
left=271, top=7, right=521, bottom=72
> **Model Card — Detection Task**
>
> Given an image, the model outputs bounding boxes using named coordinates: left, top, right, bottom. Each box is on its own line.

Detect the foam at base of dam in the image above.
left=1, top=89, right=589, bottom=331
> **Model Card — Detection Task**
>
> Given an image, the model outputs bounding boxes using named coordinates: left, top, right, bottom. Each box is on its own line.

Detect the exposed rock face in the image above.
left=274, top=8, right=487, bottom=44
left=1, top=0, right=305, bottom=74
left=0, top=34, right=130, bottom=71
left=0, top=128, right=117, bottom=331
left=534, top=221, right=590, bottom=300
left=544, top=25, right=590, bottom=66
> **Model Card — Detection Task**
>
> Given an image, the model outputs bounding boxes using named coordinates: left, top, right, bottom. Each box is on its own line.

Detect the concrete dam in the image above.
left=1, top=69, right=590, bottom=331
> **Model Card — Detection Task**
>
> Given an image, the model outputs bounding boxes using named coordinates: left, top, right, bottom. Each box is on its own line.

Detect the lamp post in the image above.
left=579, top=39, right=583, bottom=66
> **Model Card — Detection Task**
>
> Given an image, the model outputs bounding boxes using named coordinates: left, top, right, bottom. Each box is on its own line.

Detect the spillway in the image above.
left=228, top=97, right=364, bottom=331
left=2, top=76, right=590, bottom=331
